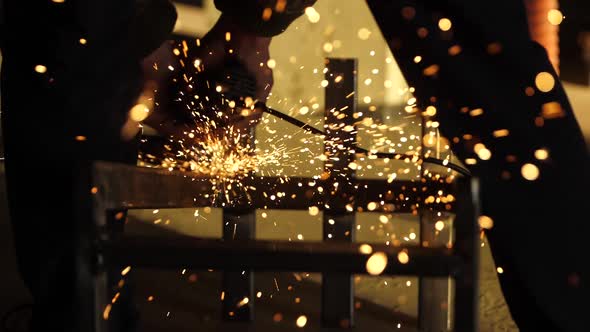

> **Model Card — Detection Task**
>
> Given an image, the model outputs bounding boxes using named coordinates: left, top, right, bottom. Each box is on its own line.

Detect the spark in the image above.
left=435, top=220, right=445, bottom=231
left=296, top=315, right=308, bottom=327
left=366, top=252, right=388, bottom=275
left=478, top=215, right=494, bottom=229
left=534, top=148, right=549, bottom=160
left=34, top=65, right=47, bottom=73
left=357, top=28, right=371, bottom=40
left=397, top=251, right=410, bottom=264
left=547, top=9, right=564, bottom=25
left=305, top=7, right=320, bottom=23
left=521, top=163, right=539, bottom=180
left=438, top=18, right=452, bottom=31
left=121, top=266, right=131, bottom=276
left=535, top=72, right=555, bottom=92
left=359, top=244, right=373, bottom=254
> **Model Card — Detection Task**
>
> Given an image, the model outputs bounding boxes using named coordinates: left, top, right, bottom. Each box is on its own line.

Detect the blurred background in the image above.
left=1, top=0, right=589, bottom=331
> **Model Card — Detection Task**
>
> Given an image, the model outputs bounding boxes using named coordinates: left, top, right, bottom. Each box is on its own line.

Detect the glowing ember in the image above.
left=535, top=72, right=555, bottom=92
left=521, top=163, right=540, bottom=181
left=121, top=266, right=131, bottom=276
left=438, top=18, right=452, bottom=31
left=129, top=103, right=150, bottom=122
left=34, top=65, right=47, bottom=73
left=478, top=215, right=494, bottom=229
left=359, top=244, right=373, bottom=255
left=357, top=28, right=371, bottom=40
left=305, top=7, right=320, bottom=23
left=547, top=9, right=564, bottom=25
left=308, top=206, right=319, bottom=216
left=366, top=252, right=388, bottom=275
left=397, top=251, right=410, bottom=264
left=296, top=315, right=308, bottom=328
left=434, top=220, right=445, bottom=231
left=534, top=148, right=549, bottom=160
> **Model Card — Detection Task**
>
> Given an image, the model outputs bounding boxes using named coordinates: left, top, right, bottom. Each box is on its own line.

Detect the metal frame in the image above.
left=73, top=58, right=480, bottom=332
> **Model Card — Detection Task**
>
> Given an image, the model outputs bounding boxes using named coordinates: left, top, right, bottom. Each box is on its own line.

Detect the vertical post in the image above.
left=453, top=177, right=480, bottom=332
left=222, top=209, right=255, bottom=321
left=74, top=161, right=104, bottom=332
left=418, top=109, right=453, bottom=331
left=418, top=210, right=454, bottom=331
left=221, top=128, right=256, bottom=321
left=321, top=58, right=357, bottom=328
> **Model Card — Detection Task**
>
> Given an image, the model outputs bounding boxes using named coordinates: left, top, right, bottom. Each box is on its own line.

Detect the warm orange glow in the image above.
left=478, top=215, right=494, bottom=229
left=541, top=102, right=565, bottom=119
left=448, top=45, right=462, bottom=56
left=121, top=266, right=131, bottom=276
left=425, top=106, right=437, bottom=116
left=357, top=28, right=371, bottom=40
left=262, top=7, right=272, bottom=21
left=521, top=163, right=540, bottom=180
left=129, top=103, right=150, bottom=122
left=366, top=252, right=388, bottom=275
left=493, top=129, right=510, bottom=137
left=34, top=65, right=47, bottom=73
left=397, top=251, right=410, bottom=264
left=469, top=108, right=484, bottom=117
left=308, top=206, right=319, bottom=216
left=305, top=7, right=320, bottom=23
left=534, top=148, right=549, bottom=160
left=535, top=72, right=555, bottom=92
left=296, top=315, right=308, bottom=328
left=273, top=313, right=283, bottom=322
left=103, top=304, right=112, bottom=320
left=423, top=64, right=439, bottom=76
left=547, top=9, right=564, bottom=25
left=438, top=18, right=452, bottom=31
left=359, top=244, right=373, bottom=255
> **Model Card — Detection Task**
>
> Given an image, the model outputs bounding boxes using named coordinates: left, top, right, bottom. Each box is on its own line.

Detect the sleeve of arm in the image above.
left=367, top=0, right=589, bottom=330
left=130, top=0, right=177, bottom=57
left=214, top=0, right=316, bottom=36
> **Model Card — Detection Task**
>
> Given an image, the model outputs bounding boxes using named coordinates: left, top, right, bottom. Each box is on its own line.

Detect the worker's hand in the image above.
left=191, top=14, right=273, bottom=131
left=139, top=15, right=272, bottom=139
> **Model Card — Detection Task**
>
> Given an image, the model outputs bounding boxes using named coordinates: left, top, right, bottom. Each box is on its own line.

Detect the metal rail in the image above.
left=104, top=236, right=463, bottom=276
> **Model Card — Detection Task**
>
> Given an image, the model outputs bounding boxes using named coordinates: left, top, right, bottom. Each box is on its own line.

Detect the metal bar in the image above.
left=221, top=128, right=256, bottom=322
left=73, top=161, right=104, bottom=332
left=453, top=178, right=480, bottom=332
left=104, top=236, right=462, bottom=277
left=91, top=161, right=452, bottom=213
left=322, top=58, right=357, bottom=328
left=222, top=209, right=255, bottom=322
left=418, top=210, right=454, bottom=332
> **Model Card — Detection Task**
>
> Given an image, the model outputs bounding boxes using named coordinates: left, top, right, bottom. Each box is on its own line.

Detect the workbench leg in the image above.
left=221, top=208, right=255, bottom=321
